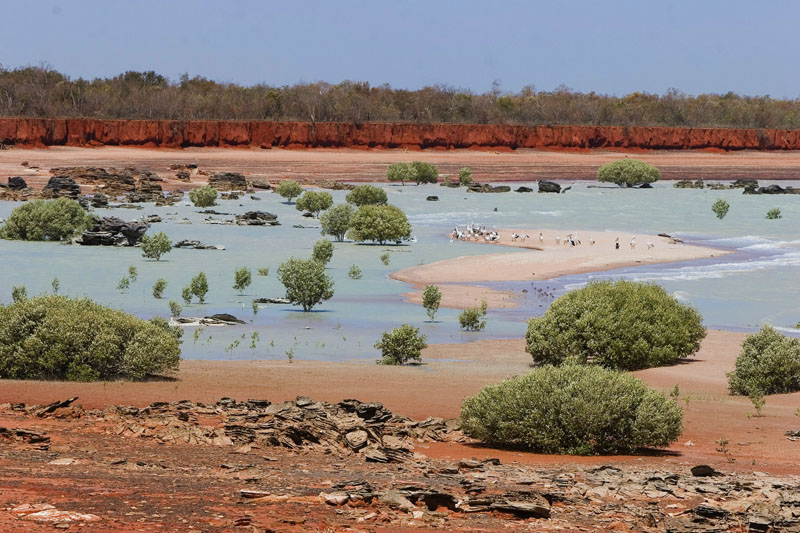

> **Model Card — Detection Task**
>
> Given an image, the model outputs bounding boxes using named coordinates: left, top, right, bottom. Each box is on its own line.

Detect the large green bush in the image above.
left=409, top=161, right=439, bottom=184
left=0, top=198, right=93, bottom=241
left=375, top=324, right=427, bottom=365
left=277, top=257, right=334, bottom=311
left=346, top=184, right=388, bottom=206
left=189, top=185, right=218, bottom=207
left=320, top=203, right=354, bottom=242
left=526, top=280, right=705, bottom=370
left=597, top=159, right=660, bottom=187
left=460, top=364, right=683, bottom=454
left=347, top=205, right=412, bottom=244
left=727, top=326, right=800, bottom=395
left=0, top=295, right=181, bottom=381
left=295, top=190, right=333, bottom=217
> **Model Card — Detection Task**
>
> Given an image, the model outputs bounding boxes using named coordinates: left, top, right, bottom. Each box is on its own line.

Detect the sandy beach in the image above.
left=393, top=229, right=728, bottom=308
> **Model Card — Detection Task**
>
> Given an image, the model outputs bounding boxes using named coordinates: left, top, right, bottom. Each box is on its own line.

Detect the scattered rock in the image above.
left=538, top=180, right=561, bottom=193
left=253, top=297, right=290, bottom=304
left=426, top=195, right=439, bottom=201
left=674, top=179, right=705, bottom=189
left=75, top=217, right=149, bottom=246
left=11, top=504, right=100, bottom=524
left=691, top=465, right=720, bottom=477
left=251, top=178, right=271, bottom=190
left=43, top=176, right=81, bottom=199
left=235, top=211, right=280, bottom=226
left=0, top=427, right=50, bottom=450
left=141, top=214, right=162, bottom=223
left=7, top=176, right=27, bottom=190
left=209, top=172, right=247, bottom=191
left=173, top=314, right=245, bottom=326
left=174, top=240, right=224, bottom=250
left=321, top=491, right=350, bottom=506
left=380, top=490, right=415, bottom=511
left=515, top=186, right=534, bottom=193
left=467, top=183, right=511, bottom=193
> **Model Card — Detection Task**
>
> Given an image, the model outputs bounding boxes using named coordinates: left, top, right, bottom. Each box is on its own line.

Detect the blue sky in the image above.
left=1, top=0, right=798, bottom=97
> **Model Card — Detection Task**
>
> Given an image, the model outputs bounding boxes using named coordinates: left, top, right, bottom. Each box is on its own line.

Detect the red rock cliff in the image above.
left=1, top=118, right=799, bottom=151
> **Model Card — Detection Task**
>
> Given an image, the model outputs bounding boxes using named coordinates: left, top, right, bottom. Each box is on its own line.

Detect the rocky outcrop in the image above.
left=674, top=179, right=705, bottom=189
left=6, top=176, right=27, bottom=190
left=426, top=195, right=439, bottom=201
left=754, top=184, right=800, bottom=194
left=75, top=216, right=148, bottom=246
left=209, top=172, right=247, bottom=191
left=6, top=118, right=800, bottom=151
left=235, top=211, right=279, bottom=226
left=467, top=183, right=511, bottom=193
left=538, top=180, right=561, bottom=193
left=174, top=240, right=224, bottom=250
left=514, top=186, right=534, bottom=193
left=42, top=176, right=81, bottom=199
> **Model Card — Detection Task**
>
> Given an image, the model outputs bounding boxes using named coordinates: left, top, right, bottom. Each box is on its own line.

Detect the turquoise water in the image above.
left=1, top=181, right=798, bottom=360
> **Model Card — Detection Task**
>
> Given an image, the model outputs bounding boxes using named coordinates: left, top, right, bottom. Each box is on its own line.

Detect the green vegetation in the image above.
left=346, top=184, right=388, bottom=206
left=526, top=280, right=705, bottom=370
left=347, top=205, right=412, bottom=244
left=348, top=265, right=363, bottom=280
left=233, top=267, right=252, bottom=294
left=459, top=300, right=488, bottom=331
left=116, top=277, right=130, bottom=293
left=168, top=300, right=182, bottom=318
left=422, top=284, right=442, bottom=321
left=712, top=199, right=730, bottom=219
left=386, top=162, right=415, bottom=185
left=257, top=267, right=270, bottom=277
left=190, top=272, right=209, bottom=303
left=0, top=295, right=181, bottom=381
left=276, top=180, right=303, bottom=203
left=597, top=159, right=661, bottom=187
left=380, top=252, right=390, bottom=266
left=766, top=208, right=782, bottom=219
left=127, top=265, right=138, bottom=282
left=181, top=286, right=192, bottom=305
left=458, top=167, right=473, bottom=186
left=152, top=278, right=168, bottom=299
left=295, top=190, right=333, bottom=217
left=0, top=198, right=92, bottom=241
left=727, top=325, right=800, bottom=396
left=188, top=185, right=218, bottom=208
left=277, top=257, right=335, bottom=312
left=312, top=239, right=334, bottom=265
left=11, top=286, right=27, bottom=303
left=7, top=66, right=800, bottom=130
left=375, top=324, right=427, bottom=365
left=51, top=278, right=60, bottom=294
left=140, top=231, right=172, bottom=261
left=460, top=364, right=683, bottom=455
left=409, top=161, right=439, bottom=184
left=320, top=203, right=355, bottom=242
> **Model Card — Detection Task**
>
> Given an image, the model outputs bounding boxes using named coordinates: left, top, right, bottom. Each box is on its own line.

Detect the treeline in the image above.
left=2, top=66, right=800, bottom=129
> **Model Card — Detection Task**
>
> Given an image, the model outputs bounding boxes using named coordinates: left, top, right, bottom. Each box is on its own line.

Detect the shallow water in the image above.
left=1, top=180, right=798, bottom=360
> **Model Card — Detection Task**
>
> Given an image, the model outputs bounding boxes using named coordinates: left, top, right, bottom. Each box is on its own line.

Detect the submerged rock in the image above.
left=174, top=240, right=224, bottom=250
left=75, top=217, right=149, bottom=246
left=538, top=180, right=561, bottom=193
left=235, top=211, right=280, bottom=226
left=515, top=186, right=534, bottom=193
left=467, top=183, right=511, bottom=193
left=209, top=172, right=247, bottom=191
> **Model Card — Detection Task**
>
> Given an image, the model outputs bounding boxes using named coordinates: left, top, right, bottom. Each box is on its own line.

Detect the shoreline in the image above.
left=392, top=229, right=729, bottom=309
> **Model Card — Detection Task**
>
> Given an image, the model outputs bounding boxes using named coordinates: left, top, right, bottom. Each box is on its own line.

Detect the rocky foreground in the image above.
left=1, top=397, right=798, bottom=531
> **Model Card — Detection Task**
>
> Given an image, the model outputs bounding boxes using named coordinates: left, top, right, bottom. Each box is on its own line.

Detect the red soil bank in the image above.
left=2, top=118, right=800, bottom=151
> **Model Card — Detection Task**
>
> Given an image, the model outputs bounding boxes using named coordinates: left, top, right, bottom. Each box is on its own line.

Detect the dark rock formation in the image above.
left=467, top=183, right=511, bottom=193
left=250, top=178, right=271, bottom=190
left=76, top=216, right=149, bottom=246
left=7, top=176, right=27, bottom=190
left=674, top=179, right=705, bottom=189
left=426, top=195, right=439, bottom=201
left=43, top=176, right=81, bottom=199
left=235, top=211, right=279, bottom=226
left=209, top=172, right=247, bottom=191
left=174, top=240, right=224, bottom=250
left=515, top=186, right=534, bottom=193
left=538, top=180, right=561, bottom=193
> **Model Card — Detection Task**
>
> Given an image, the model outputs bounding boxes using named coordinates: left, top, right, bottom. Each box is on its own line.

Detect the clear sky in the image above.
left=1, top=0, right=798, bottom=97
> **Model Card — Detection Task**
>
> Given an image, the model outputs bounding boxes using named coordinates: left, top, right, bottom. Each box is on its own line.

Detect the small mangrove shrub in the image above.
left=141, top=231, right=172, bottom=261
left=727, top=325, right=800, bottom=396
left=189, top=185, right=218, bottom=208
left=233, top=266, right=252, bottom=294
left=422, top=284, right=442, bottom=321
left=375, top=324, right=427, bottom=365
left=459, top=300, right=487, bottom=331
left=152, top=278, right=168, bottom=299
left=712, top=199, right=730, bottom=219
left=312, top=239, right=334, bottom=265
left=766, top=208, right=782, bottom=219
left=348, top=265, right=363, bottom=280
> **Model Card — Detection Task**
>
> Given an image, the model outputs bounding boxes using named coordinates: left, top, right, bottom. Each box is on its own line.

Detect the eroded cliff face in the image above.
left=1, top=118, right=799, bottom=151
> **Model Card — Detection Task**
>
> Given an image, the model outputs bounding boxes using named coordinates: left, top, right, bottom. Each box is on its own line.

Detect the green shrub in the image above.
left=190, top=272, right=209, bottom=303
left=347, top=205, right=412, bottom=244
left=0, top=295, right=181, bottom=381
left=460, top=364, right=683, bottom=454
left=320, top=203, right=355, bottom=242
left=459, top=300, right=487, bottom=331
left=380, top=252, right=390, bottom=266
left=348, top=265, right=363, bottom=280
left=346, top=184, right=388, bottom=206
left=276, top=180, right=303, bottom=203
left=116, top=277, right=130, bottom=293
left=766, top=208, right=782, bottom=219
left=257, top=267, right=270, bottom=277
left=312, top=239, right=334, bottom=265
left=181, top=286, right=192, bottom=305
left=152, top=278, right=167, bottom=299
left=277, top=257, right=334, bottom=311
left=727, top=326, right=800, bottom=395
left=189, top=185, right=218, bottom=207
left=422, top=284, right=442, bottom=321
left=169, top=300, right=182, bottom=318
left=712, top=199, right=730, bottom=219
left=410, top=161, right=439, bottom=184
left=296, top=190, right=333, bottom=217
left=233, top=267, right=252, bottom=294
left=458, top=167, right=473, bottom=186
left=127, top=265, right=138, bottom=282
left=0, top=198, right=92, bottom=241
left=141, top=231, right=172, bottom=261
left=51, top=278, right=60, bottom=294
left=386, top=162, right=415, bottom=185
left=375, top=324, right=427, bottom=365
left=597, top=159, right=660, bottom=187
left=526, top=280, right=705, bottom=370
left=11, top=286, right=27, bottom=303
